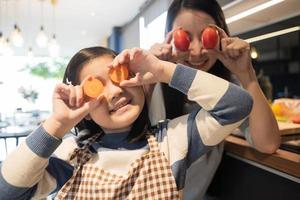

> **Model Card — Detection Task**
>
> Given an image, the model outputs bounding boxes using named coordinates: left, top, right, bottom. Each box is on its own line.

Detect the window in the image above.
left=139, top=11, right=167, bottom=49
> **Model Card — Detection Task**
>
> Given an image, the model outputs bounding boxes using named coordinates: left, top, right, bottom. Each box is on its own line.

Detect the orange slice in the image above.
left=109, top=64, right=129, bottom=84
left=83, top=77, right=104, bottom=98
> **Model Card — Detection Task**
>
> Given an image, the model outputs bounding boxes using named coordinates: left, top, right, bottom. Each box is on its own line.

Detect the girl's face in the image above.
left=79, top=55, right=145, bottom=133
left=173, top=9, right=218, bottom=71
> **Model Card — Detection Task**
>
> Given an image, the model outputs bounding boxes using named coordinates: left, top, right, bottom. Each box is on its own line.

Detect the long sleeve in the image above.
left=0, top=125, right=73, bottom=199
left=157, top=64, right=253, bottom=189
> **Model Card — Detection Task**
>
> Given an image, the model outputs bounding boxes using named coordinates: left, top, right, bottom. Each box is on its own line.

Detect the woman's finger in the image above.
left=165, top=30, right=175, bottom=44
left=207, top=49, right=227, bottom=64
left=209, top=24, right=228, bottom=39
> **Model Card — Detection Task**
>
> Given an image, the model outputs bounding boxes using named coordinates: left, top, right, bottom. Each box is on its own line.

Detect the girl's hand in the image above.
left=149, top=30, right=182, bottom=63
left=45, top=81, right=103, bottom=138
left=205, top=26, right=253, bottom=80
left=109, top=48, right=175, bottom=86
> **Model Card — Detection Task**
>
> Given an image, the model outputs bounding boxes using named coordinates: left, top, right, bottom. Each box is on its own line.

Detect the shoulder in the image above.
left=53, top=135, right=78, bottom=161
left=156, top=117, right=190, bottom=164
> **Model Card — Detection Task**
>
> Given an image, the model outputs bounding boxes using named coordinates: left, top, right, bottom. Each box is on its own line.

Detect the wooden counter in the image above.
left=278, top=121, right=300, bottom=136
left=225, top=122, right=300, bottom=179
left=225, top=135, right=300, bottom=178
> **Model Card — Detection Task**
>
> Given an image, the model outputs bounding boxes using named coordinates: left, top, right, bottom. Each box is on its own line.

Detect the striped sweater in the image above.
left=0, top=64, right=253, bottom=199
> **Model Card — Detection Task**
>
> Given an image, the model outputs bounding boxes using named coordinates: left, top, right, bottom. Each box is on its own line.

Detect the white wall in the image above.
left=122, top=0, right=172, bottom=49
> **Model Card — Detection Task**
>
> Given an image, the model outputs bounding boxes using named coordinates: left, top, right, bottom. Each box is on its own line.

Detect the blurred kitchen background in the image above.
left=0, top=0, right=299, bottom=160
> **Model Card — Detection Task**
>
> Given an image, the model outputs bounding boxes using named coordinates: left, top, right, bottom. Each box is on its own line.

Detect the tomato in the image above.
left=292, top=116, right=300, bottom=124
left=173, top=28, right=190, bottom=51
left=201, top=27, right=219, bottom=49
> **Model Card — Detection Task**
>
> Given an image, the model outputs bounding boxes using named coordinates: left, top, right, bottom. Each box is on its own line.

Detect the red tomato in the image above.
left=292, top=116, right=300, bottom=124
left=173, top=29, right=190, bottom=51
left=201, top=27, right=219, bottom=49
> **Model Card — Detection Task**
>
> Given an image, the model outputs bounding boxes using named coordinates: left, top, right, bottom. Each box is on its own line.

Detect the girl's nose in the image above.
left=104, top=81, right=123, bottom=103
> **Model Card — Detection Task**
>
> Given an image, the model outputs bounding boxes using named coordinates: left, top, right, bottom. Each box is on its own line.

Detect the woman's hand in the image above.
left=149, top=30, right=183, bottom=63
left=109, top=48, right=176, bottom=86
left=44, top=81, right=103, bottom=138
left=205, top=26, right=254, bottom=82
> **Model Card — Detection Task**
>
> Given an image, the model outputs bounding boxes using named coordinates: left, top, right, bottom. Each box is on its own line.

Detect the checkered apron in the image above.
left=55, top=133, right=180, bottom=199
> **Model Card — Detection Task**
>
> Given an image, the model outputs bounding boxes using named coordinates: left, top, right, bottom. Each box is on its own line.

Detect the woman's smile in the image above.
left=185, top=59, right=209, bottom=70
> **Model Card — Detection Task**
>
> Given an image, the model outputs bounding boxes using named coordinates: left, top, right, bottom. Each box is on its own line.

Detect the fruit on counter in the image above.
left=109, top=64, right=129, bottom=84
left=274, top=116, right=290, bottom=122
left=83, top=76, right=104, bottom=98
left=201, top=27, right=219, bottom=49
left=271, top=99, right=300, bottom=123
left=271, top=103, right=284, bottom=116
left=271, top=103, right=291, bottom=122
left=173, top=28, right=190, bottom=51
left=291, top=116, right=300, bottom=124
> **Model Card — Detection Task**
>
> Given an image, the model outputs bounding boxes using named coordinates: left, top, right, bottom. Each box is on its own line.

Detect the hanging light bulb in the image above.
left=36, top=26, right=48, bottom=47
left=27, top=47, right=34, bottom=57
left=250, top=46, right=258, bottom=59
left=50, top=0, right=57, bottom=6
left=3, top=38, right=14, bottom=56
left=48, top=34, right=60, bottom=57
left=11, top=24, right=24, bottom=47
left=0, top=32, right=5, bottom=54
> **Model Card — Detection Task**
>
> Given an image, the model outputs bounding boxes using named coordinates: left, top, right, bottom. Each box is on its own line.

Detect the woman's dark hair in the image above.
left=163, top=0, right=232, bottom=119
left=63, top=46, right=152, bottom=143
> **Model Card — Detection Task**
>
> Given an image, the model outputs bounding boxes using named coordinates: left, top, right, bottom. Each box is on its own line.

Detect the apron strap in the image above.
left=55, top=133, right=102, bottom=200
left=69, top=132, right=102, bottom=167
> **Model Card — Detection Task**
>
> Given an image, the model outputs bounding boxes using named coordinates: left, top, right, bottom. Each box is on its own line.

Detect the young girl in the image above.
left=0, top=46, right=252, bottom=199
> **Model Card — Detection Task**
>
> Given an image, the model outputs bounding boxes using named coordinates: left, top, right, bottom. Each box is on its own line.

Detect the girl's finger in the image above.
left=110, top=49, right=130, bottom=68
left=120, top=79, right=140, bottom=87
left=120, top=73, right=142, bottom=87
left=54, top=83, right=70, bottom=95
left=118, top=50, right=130, bottom=65
left=130, top=48, right=143, bottom=61
left=75, top=85, right=83, bottom=107
left=68, top=85, right=76, bottom=107
left=54, top=83, right=70, bottom=100
left=74, top=94, right=104, bottom=118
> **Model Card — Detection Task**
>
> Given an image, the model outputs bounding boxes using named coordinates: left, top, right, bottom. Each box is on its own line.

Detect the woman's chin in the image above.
left=184, top=60, right=211, bottom=71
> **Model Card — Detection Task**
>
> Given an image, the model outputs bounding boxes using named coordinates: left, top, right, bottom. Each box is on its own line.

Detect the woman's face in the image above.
left=79, top=55, right=145, bottom=133
left=172, top=9, right=218, bottom=71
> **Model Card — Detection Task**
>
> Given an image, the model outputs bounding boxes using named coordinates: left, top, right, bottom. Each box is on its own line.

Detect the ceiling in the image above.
left=224, top=0, right=300, bottom=36
left=0, top=0, right=148, bottom=57
left=0, top=0, right=299, bottom=57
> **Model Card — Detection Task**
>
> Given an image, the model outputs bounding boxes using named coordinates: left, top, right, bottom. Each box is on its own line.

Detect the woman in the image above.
left=149, top=0, right=280, bottom=199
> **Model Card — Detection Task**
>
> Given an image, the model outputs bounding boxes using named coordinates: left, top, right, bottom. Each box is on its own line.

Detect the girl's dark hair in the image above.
left=163, top=0, right=232, bottom=119
left=63, top=46, right=152, bottom=143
